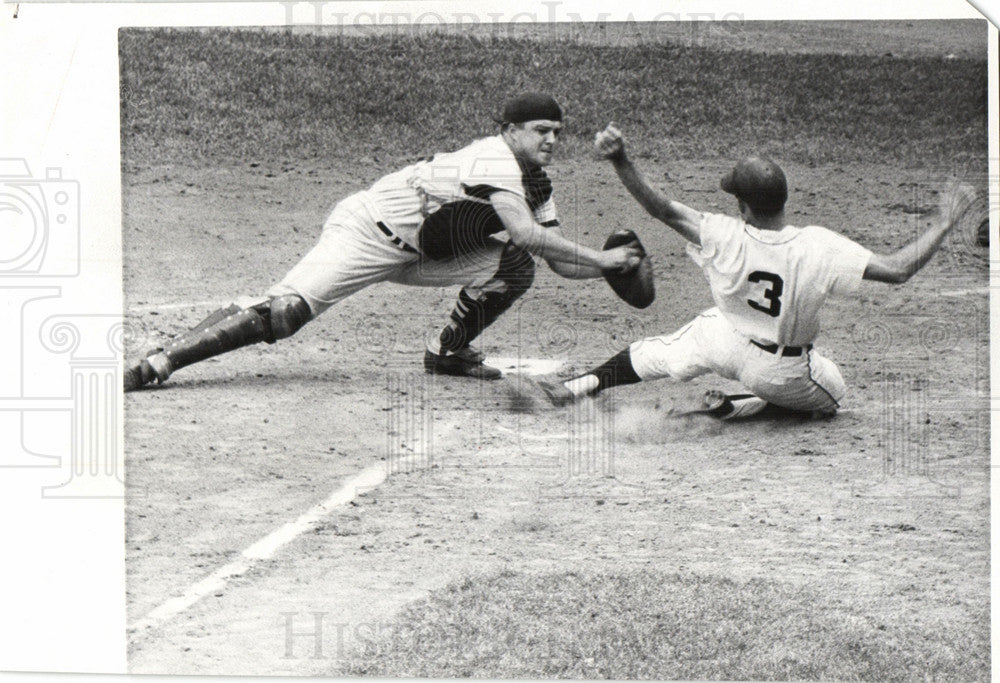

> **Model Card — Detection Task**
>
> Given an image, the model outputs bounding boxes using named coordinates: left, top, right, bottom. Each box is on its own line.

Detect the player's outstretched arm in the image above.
left=863, top=183, right=977, bottom=284
left=491, top=191, right=641, bottom=275
left=541, top=226, right=605, bottom=279
left=595, top=123, right=702, bottom=245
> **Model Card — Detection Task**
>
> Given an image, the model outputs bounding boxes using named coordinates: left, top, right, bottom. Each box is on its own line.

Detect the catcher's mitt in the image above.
left=602, top=230, right=655, bottom=309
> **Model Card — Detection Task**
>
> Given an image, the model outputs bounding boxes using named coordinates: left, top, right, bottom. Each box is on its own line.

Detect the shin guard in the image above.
left=160, top=307, right=268, bottom=373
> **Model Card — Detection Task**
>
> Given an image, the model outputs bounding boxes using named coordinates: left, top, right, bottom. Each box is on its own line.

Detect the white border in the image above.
left=0, top=0, right=995, bottom=675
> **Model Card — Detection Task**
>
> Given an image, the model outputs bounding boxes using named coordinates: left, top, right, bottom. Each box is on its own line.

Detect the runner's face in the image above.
left=506, top=120, right=562, bottom=167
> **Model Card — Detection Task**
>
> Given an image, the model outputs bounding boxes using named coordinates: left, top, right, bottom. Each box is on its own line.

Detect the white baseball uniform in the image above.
left=267, top=135, right=558, bottom=316
left=628, top=212, right=873, bottom=412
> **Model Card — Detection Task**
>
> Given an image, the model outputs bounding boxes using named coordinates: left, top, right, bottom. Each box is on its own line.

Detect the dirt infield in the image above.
left=123, top=154, right=989, bottom=676
left=121, top=19, right=990, bottom=678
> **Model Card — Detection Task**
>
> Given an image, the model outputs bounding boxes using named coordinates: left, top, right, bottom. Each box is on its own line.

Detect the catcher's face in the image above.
left=505, top=120, right=562, bottom=167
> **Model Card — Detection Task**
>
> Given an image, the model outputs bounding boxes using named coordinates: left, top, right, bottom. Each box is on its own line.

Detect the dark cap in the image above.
left=720, top=156, right=788, bottom=214
left=500, top=92, right=563, bottom=124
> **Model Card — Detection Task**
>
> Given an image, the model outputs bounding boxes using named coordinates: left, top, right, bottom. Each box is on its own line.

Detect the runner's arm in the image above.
left=595, top=124, right=703, bottom=245
left=863, top=184, right=976, bottom=284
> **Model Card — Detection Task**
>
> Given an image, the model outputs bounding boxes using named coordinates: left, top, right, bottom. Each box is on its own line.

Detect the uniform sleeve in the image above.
left=463, top=148, right=527, bottom=199
left=686, top=212, right=739, bottom=267
left=533, top=196, right=559, bottom=227
left=808, top=226, right=873, bottom=297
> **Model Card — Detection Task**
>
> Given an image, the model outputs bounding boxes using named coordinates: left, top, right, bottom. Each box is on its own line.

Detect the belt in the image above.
left=377, top=221, right=419, bottom=254
left=750, top=339, right=812, bottom=357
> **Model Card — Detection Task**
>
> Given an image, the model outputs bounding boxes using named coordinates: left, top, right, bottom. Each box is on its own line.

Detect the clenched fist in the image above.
left=594, top=123, right=627, bottom=162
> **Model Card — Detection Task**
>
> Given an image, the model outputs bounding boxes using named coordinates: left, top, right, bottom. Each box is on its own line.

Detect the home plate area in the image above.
left=490, top=356, right=569, bottom=377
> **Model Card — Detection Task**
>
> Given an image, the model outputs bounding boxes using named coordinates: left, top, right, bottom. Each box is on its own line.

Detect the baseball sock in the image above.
left=435, top=288, right=482, bottom=354
left=564, top=348, right=642, bottom=398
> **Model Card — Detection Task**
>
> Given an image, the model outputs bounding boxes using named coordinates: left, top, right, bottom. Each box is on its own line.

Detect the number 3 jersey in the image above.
left=687, top=213, right=873, bottom=346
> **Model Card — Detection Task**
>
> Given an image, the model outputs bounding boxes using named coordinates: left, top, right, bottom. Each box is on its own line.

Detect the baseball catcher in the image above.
left=539, top=123, right=978, bottom=419
left=124, top=94, right=643, bottom=390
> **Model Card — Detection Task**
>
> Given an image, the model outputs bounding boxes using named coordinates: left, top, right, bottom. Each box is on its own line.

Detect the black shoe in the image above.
left=536, top=380, right=577, bottom=407
left=123, top=359, right=158, bottom=392
left=123, top=353, right=172, bottom=392
left=423, top=347, right=502, bottom=380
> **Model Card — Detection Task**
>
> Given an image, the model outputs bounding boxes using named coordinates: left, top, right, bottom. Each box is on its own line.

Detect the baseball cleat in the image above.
left=673, top=389, right=735, bottom=418
left=123, top=352, right=173, bottom=392
left=536, top=380, right=577, bottom=408
left=123, top=359, right=159, bottom=392
left=423, top=347, right=502, bottom=380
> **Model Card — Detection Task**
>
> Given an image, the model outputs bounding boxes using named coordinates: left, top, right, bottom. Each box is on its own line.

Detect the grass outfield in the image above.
left=119, top=28, right=987, bottom=170
left=120, top=26, right=989, bottom=678
left=343, top=570, right=988, bottom=680
left=411, top=20, right=986, bottom=57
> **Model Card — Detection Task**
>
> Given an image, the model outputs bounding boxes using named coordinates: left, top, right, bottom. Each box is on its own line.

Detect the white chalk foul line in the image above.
left=130, top=454, right=421, bottom=633
left=129, top=300, right=223, bottom=313
left=131, top=296, right=272, bottom=313
left=940, top=287, right=990, bottom=297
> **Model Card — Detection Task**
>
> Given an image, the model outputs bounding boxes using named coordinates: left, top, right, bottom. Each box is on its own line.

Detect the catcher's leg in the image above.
left=124, top=295, right=311, bottom=391
left=425, top=243, right=536, bottom=380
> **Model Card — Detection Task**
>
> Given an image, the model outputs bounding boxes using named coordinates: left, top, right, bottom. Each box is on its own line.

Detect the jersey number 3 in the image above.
left=747, top=271, right=783, bottom=317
